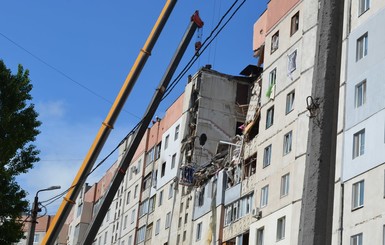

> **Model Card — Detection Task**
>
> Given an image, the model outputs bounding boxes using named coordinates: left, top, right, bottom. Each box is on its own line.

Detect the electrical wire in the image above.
left=0, top=32, right=140, bottom=119
left=38, top=0, right=246, bottom=209
left=161, top=0, right=246, bottom=101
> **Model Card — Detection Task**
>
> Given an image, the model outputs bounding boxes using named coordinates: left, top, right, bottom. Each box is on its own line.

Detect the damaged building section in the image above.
left=178, top=66, right=258, bottom=188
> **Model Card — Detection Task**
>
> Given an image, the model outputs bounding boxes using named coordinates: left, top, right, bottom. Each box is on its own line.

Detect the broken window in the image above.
left=271, top=31, right=279, bottom=53
left=243, top=154, right=256, bottom=179
left=236, top=83, right=250, bottom=105
left=161, top=162, right=166, bottom=177
left=290, top=11, right=299, bottom=36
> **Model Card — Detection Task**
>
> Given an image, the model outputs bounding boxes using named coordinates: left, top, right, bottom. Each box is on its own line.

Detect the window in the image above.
left=131, top=209, right=135, bottom=224
left=277, top=216, right=286, bottom=241
left=165, top=212, right=171, bottom=229
left=146, top=148, right=155, bottom=165
left=174, top=125, right=180, bottom=140
left=267, top=69, right=276, bottom=98
left=286, top=90, right=295, bottom=114
left=271, top=31, right=279, bottom=53
left=355, top=80, right=366, bottom=108
left=171, top=153, right=177, bottom=169
left=266, top=106, right=274, bottom=129
left=77, top=203, right=83, bottom=217
left=197, top=187, right=205, bottom=206
left=352, top=180, right=365, bottom=209
left=126, top=191, right=131, bottom=204
left=155, top=219, right=160, bottom=235
left=291, top=11, right=299, bottom=35
left=168, top=183, right=174, bottom=199
left=183, top=230, right=186, bottom=241
left=288, top=50, right=297, bottom=73
left=139, top=199, right=149, bottom=217
left=281, top=173, right=290, bottom=197
left=184, top=213, right=188, bottom=224
left=353, top=129, right=365, bottom=158
left=104, top=231, right=108, bottom=244
left=260, top=185, right=269, bottom=207
left=33, top=234, right=40, bottom=243
left=358, top=0, right=370, bottom=15
left=149, top=195, right=156, bottom=213
left=257, top=227, right=264, bottom=245
left=134, top=185, right=138, bottom=198
left=124, top=215, right=128, bottom=229
left=158, top=190, right=163, bottom=206
left=165, top=135, right=169, bottom=149
left=155, top=142, right=161, bottom=160
left=356, top=33, right=368, bottom=61
left=263, top=145, right=272, bottom=168
left=283, top=131, right=293, bottom=155
left=196, top=222, right=202, bottom=241
left=351, top=233, right=363, bottom=245
left=224, top=193, right=253, bottom=226
left=161, top=162, right=166, bottom=177
left=137, top=226, right=146, bottom=243
left=142, top=173, right=152, bottom=190
left=128, top=235, right=132, bottom=245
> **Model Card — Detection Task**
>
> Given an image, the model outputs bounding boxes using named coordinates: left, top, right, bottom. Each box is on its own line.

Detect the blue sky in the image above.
left=0, top=1, right=267, bottom=213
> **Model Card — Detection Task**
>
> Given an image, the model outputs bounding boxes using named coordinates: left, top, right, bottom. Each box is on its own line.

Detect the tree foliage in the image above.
left=0, top=60, right=41, bottom=244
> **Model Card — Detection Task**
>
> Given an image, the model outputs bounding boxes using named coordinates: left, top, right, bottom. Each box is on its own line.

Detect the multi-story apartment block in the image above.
left=332, top=1, right=385, bottom=245
left=24, top=1, right=385, bottom=245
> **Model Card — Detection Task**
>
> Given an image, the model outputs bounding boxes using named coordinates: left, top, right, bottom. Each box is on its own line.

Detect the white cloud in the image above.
left=36, top=100, right=66, bottom=120
left=17, top=110, right=134, bottom=214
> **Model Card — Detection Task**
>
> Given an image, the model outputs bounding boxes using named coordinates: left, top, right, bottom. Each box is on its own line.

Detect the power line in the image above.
left=161, top=0, right=245, bottom=101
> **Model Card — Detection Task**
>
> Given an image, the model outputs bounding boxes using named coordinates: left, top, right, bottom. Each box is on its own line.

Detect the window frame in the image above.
left=290, top=11, right=299, bottom=36
left=271, top=31, right=279, bottom=53
left=356, top=32, right=368, bottom=61
left=260, top=185, right=269, bottom=207
left=353, top=129, right=365, bottom=159
left=196, top=222, right=202, bottom=241
left=266, top=106, right=274, bottom=129
left=283, top=131, right=293, bottom=155
left=355, top=80, right=366, bottom=108
left=358, top=0, right=370, bottom=16
left=351, top=233, right=363, bottom=245
left=352, top=180, right=365, bottom=210
left=280, top=173, right=290, bottom=197
left=286, top=90, right=295, bottom=114
left=276, top=216, right=286, bottom=241
left=263, top=144, right=272, bottom=168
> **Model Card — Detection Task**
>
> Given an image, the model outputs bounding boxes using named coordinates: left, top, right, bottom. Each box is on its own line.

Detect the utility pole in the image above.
left=27, top=186, right=61, bottom=245
left=298, top=0, right=345, bottom=245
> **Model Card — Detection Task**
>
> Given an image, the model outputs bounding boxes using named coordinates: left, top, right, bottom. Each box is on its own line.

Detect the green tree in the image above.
left=0, top=60, right=41, bottom=244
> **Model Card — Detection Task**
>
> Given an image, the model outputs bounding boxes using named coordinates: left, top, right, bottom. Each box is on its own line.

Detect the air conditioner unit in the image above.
left=252, top=207, right=262, bottom=220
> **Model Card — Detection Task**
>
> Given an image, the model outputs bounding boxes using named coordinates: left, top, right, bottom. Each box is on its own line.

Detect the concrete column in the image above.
left=298, top=0, right=345, bottom=245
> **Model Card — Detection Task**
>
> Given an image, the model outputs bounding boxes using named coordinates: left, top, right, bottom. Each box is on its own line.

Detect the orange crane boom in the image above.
left=42, top=1, right=177, bottom=244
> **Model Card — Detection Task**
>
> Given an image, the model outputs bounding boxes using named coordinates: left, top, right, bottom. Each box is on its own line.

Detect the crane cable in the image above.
left=39, top=0, right=246, bottom=208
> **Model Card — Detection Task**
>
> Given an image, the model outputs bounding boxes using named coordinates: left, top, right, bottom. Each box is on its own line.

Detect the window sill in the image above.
left=351, top=205, right=364, bottom=212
